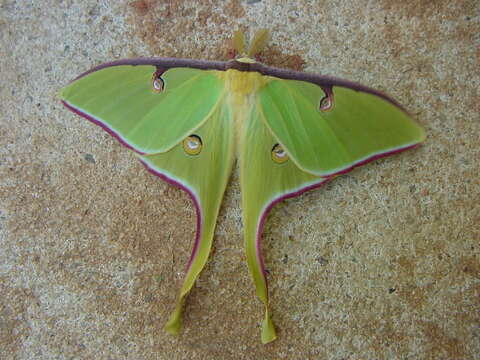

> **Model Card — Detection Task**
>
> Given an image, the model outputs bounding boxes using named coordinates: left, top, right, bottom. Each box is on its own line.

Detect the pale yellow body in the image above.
left=218, top=67, right=272, bottom=156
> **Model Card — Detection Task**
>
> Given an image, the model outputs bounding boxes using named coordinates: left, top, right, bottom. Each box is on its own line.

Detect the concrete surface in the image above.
left=1, top=0, right=478, bottom=359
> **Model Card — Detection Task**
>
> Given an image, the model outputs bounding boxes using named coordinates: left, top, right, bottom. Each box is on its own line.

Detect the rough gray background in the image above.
left=1, top=0, right=479, bottom=359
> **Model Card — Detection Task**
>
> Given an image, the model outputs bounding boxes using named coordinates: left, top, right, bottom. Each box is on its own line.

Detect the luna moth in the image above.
left=59, top=30, right=425, bottom=344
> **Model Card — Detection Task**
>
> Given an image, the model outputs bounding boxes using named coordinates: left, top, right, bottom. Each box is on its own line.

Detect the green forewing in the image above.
left=259, top=79, right=426, bottom=176
left=60, top=66, right=224, bottom=154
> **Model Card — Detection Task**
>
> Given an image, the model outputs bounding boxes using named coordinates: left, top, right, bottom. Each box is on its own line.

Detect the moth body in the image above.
left=59, top=30, right=425, bottom=344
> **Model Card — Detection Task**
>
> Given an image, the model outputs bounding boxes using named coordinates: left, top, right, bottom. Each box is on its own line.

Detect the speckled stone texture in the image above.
left=1, top=0, right=478, bottom=359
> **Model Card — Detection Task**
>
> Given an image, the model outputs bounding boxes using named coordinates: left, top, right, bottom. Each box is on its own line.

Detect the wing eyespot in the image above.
left=271, top=143, right=289, bottom=164
left=319, top=87, right=334, bottom=112
left=151, top=71, right=165, bottom=93
left=183, top=135, right=203, bottom=155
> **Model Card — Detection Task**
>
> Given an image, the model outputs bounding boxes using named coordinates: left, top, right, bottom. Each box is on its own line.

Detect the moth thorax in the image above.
left=223, top=69, right=268, bottom=96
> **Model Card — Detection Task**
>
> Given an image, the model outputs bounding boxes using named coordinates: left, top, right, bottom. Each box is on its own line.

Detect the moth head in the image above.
left=232, top=28, right=269, bottom=62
